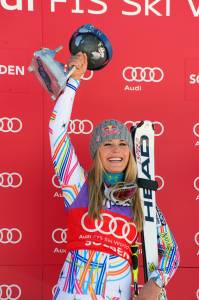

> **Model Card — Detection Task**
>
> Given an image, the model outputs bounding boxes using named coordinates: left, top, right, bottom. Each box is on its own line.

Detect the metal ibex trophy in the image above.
left=28, top=24, right=112, bottom=100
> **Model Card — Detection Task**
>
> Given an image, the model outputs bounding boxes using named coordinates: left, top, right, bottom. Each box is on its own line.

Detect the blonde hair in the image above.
left=88, top=150, right=144, bottom=232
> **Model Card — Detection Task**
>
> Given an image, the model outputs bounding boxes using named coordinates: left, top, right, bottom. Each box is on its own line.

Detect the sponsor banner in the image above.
left=1, top=0, right=199, bottom=17
left=122, top=66, right=164, bottom=92
left=0, top=2, right=199, bottom=299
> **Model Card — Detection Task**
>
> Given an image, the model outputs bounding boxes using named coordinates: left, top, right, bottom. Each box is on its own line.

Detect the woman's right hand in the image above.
left=67, top=52, right=88, bottom=81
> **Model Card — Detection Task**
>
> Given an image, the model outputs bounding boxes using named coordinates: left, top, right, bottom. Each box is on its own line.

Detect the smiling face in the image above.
left=98, top=139, right=130, bottom=173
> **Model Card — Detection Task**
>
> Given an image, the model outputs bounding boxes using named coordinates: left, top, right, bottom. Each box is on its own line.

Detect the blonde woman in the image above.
left=50, top=53, right=179, bottom=300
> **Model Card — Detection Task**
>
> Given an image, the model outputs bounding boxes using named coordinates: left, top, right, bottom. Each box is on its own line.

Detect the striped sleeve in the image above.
left=49, top=78, right=86, bottom=208
left=148, top=206, right=180, bottom=287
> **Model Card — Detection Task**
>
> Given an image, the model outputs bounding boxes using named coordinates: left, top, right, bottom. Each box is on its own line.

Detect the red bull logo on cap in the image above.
left=102, top=125, right=121, bottom=136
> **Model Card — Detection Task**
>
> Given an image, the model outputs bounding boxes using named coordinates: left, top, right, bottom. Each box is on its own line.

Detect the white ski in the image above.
left=131, top=121, right=167, bottom=300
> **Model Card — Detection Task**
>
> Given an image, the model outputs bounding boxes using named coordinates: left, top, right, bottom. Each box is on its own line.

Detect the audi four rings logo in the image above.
left=81, top=212, right=136, bottom=244
left=0, top=228, right=22, bottom=244
left=122, top=67, right=164, bottom=82
left=0, top=284, right=21, bottom=300
left=0, top=117, right=22, bottom=133
left=0, top=173, right=23, bottom=188
left=68, top=119, right=93, bottom=135
left=52, top=228, right=67, bottom=244
left=193, top=123, right=199, bottom=137
left=124, top=121, right=164, bottom=136
left=53, top=120, right=163, bottom=136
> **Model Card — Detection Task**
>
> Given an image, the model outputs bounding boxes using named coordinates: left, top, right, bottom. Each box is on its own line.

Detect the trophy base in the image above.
left=28, top=47, right=69, bottom=100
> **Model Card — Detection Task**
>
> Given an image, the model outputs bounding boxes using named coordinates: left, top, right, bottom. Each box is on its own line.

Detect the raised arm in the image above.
left=49, top=53, right=88, bottom=208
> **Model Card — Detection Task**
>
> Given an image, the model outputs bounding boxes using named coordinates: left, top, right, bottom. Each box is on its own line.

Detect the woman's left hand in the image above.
left=133, top=279, right=161, bottom=300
